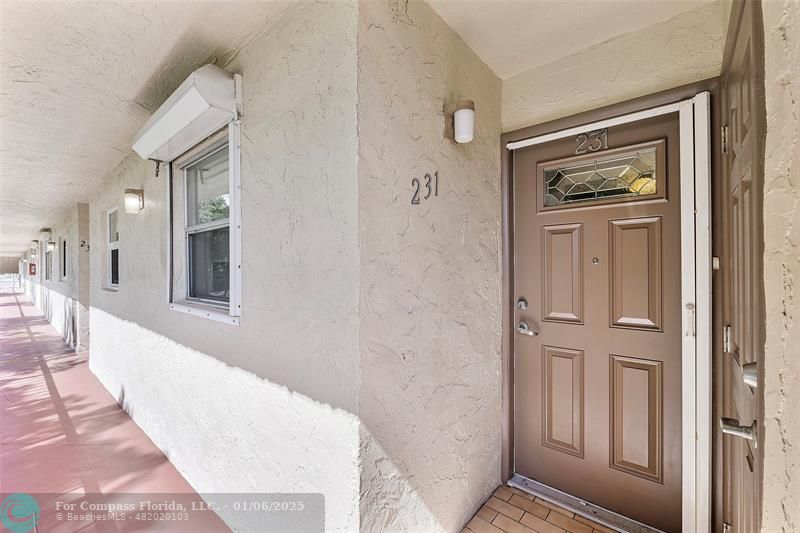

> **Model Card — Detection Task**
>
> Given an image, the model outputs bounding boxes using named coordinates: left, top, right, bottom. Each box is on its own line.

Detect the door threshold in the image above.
left=508, top=474, right=664, bottom=533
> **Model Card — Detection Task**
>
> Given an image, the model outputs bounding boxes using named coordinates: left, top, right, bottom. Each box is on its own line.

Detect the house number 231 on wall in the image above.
left=411, top=171, right=439, bottom=205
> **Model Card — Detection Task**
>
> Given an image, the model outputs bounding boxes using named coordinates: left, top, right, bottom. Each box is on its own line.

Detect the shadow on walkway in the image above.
left=0, top=288, right=230, bottom=532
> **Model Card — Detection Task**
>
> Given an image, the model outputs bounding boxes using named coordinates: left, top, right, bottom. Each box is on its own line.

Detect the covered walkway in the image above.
left=0, top=287, right=228, bottom=531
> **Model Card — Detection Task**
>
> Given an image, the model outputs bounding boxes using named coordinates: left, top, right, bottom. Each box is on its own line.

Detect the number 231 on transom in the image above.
left=575, top=128, right=608, bottom=154
left=411, top=171, right=439, bottom=205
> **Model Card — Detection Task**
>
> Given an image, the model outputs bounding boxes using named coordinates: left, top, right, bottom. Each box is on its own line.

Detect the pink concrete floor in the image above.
left=0, top=288, right=230, bottom=531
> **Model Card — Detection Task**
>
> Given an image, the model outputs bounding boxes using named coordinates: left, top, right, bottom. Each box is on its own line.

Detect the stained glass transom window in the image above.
left=543, top=147, right=657, bottom=207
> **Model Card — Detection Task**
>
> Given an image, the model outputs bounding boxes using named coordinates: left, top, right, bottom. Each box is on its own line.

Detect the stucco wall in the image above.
left=357, top=1, right=503, bottom=531
left=87, top=2, right=361, bottom=531
left=501, top=2, right=726, bottom=132
left=761, top=1, right=799, bottom=531
left=23, top=203, right=90, bottom=350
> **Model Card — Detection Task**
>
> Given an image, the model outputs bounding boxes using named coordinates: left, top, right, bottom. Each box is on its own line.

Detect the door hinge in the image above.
left=721, top=124, right=729, bottom=154
left=723, top=325, right=732, bottom=353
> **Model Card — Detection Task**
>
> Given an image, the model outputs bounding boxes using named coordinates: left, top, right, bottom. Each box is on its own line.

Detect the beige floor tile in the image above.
left=508, top=494, right=550, bottom=519
left=492, top=513, right=538, bottom=533
left=468, top=516, right=505, bottom=533
left=573, top=514, right=616, bottom=533
left=494, top=486, right=515, bottom=502
left=477, top=505, right=499, bottom=523
left=485, top=496, right=525, bottom=522
left=520, top=512, right=566, bottom=533
left=546, top=511, right=593, bottom=533
left=535, top=498, right=575, bottom=518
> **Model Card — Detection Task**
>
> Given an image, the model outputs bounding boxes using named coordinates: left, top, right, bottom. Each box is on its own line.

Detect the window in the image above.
left=539, top=140, right=666, bottom=211
left=186, top=146, right=230, bottom=303
left=60, top=238, right=68, bottom=280
left=45, top=250, right=52, bottom=281
left=169, top=125, right=241, bottom=324
left=107, top=209, right=119, bottom=287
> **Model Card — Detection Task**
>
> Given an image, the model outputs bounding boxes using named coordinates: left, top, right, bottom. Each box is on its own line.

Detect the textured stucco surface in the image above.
left=761, top=1, right=800, bottom=530
left=76, top=1, right=505, bottom=530
left=22, top=204, right=90, bottom=350
left=501, top=2, right=726, bottom=132
left=87, top=2, right=361, bottom=531
left=0, top=0, right=293, bottom=255
left=357, top=1, right=502, bottom=531
left=426, top=0, right=721, bottom=80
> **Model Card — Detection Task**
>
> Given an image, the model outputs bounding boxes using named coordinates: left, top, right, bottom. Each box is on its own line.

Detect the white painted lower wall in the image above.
left=23, top=279, right=88, bottom=351
left=40, top=282, right=76, bottom=343
left=89, top=308, right=360, bottom=532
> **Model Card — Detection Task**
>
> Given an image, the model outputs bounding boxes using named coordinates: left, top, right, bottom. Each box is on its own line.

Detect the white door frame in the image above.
left=506, top=92, right=713, bottom=533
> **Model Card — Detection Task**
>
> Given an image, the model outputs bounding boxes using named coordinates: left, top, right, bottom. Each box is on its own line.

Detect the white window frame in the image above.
left=167, top=122, right=241, bottom=326
left=106, top=208, right=119, bottom=289
left=59, top=237, right=68, bottom=281
left=45, top=249, right=52, bottom=281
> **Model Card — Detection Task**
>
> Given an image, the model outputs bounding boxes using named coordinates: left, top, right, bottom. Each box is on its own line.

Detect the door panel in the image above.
left=542, top=224, right=583, bottom=323
left=719, top=0, right=765, bottom=531
left=513, top=113, right=682, bottom=532
left=609, top=217, right=662, bottom=330
left=610, top=354, right=663, bottom=483
left=542, top=345, right=584, bottom=457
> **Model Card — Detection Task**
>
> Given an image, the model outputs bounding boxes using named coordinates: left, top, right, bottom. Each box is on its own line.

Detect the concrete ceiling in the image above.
left=0, top=0, right=293, bottom=256
left=0, top=0, right=727, bottom=257
left=427, top=0, right=724, bottom=80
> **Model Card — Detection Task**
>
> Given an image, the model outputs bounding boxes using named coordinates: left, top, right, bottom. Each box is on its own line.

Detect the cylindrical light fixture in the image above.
left=453, top=100, right=475, bottom=144
left=124, top=188, right=145, bottom=214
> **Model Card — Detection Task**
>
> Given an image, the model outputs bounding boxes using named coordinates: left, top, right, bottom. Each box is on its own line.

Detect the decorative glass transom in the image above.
left=543, top=147, right=657, bottom=207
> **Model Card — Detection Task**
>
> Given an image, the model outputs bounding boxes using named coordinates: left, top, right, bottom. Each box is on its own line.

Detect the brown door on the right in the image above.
left=513, top=113, right=683, bottom=532
left=718, top=0, right=765, bottom=531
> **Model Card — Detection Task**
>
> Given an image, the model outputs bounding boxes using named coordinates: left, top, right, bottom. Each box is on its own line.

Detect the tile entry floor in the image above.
left=464, top=486, right=617, bottom=533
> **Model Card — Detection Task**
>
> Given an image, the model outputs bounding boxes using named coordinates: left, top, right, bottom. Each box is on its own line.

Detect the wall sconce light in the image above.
left=124, top=189, right=145, bottom=214
left=453, top=100, right=475, bottom=144
left=46, top=241, right=56, bottom=252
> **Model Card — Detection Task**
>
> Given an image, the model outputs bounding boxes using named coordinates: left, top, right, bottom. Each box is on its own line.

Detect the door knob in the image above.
left=720, top=417, right=757, bottom=447
left=742, top=362, right=758, bottom=388
left=516, top=321, right=538, bottom=336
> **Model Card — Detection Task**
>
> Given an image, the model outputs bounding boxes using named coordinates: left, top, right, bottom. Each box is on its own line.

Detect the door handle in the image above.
left=516, top=321, right=538, bottom=336
left=742, top=362, right=758, bottom=388
left=720, top=417, right=757, bottom=447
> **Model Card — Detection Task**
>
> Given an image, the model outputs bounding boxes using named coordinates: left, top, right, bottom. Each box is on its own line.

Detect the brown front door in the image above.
left=718, top=0, right=765, bottom=530
left=513, top=113, right=683, bottom=532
